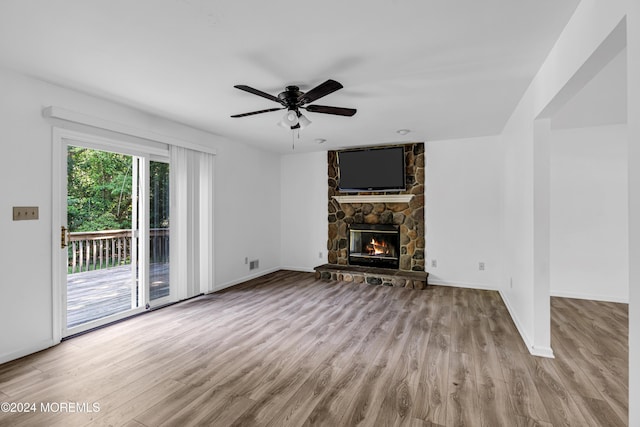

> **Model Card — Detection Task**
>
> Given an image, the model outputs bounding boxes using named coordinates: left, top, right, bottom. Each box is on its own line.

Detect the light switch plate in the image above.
left=13, top=206, right=39, bottom=221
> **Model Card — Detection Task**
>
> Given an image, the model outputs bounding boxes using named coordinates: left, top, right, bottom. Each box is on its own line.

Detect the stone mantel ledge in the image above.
left=332, top=194, right=414, bottom=204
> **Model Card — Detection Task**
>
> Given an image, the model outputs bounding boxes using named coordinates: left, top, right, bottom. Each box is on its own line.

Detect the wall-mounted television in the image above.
left=337, top=146, right=406, bottom=192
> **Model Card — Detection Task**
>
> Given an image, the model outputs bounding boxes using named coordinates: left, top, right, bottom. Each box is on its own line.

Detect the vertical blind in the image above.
left=170, top=146, right=215, bottom=300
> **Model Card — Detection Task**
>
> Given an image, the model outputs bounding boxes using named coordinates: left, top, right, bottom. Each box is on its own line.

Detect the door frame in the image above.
left=52, top=128, right=171, bottom=340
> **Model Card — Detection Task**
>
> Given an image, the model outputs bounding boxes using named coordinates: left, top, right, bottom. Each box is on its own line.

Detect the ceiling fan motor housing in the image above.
left=278, top=86, right=304, bottom=108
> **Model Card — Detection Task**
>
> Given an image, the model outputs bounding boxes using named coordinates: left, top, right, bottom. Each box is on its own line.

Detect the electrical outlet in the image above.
left=319, top=251, right=323, bottom=259
left=249, top=259, right=259, bottom=270
left=479, top=262, right=485, bottom=271
left=431, top=259, right=437, bottom=268
left=13, top=206, right=39, bottom=221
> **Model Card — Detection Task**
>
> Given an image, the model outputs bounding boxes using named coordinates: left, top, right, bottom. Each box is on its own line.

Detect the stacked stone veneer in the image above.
left=327, top=143, right=425, bottom=272
left=315, top=264, right=428, bottom=289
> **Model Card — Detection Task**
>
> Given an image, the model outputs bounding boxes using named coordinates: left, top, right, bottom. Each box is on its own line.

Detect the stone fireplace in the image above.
left=327, top=143, right=425, bottom=273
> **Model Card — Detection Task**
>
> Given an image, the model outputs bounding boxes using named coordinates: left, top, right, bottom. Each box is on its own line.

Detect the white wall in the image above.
left=425, top=136, right=503, bottom=289
left=500, top=0, right=629, bottom=357
left=213, top=141, right=282, bottom=288
left=279, top=137, right=504, bottom=288
left=280, top=151, right=328, bottom=272
left=627, top=2, right=640, bottom=422
left=0, top=67, right=281, bottom=363
left=550, top=125, right=628, bottom=302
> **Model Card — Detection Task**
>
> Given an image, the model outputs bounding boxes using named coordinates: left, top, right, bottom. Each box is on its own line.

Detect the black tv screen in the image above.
left=338, top=146, right=406, bottom=192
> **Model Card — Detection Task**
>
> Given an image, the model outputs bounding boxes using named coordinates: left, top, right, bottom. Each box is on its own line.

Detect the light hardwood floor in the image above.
left=0, top=270, right=628, bottom=426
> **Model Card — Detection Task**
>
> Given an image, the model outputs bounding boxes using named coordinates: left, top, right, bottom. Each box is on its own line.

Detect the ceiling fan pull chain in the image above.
left=292, top=129, right=295, bottom=150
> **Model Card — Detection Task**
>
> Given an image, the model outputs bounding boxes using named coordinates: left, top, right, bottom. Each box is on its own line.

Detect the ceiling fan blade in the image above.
left=231, top=107, right=284, bottom=118
left=304, top=105, right=357, bottom=116
left=234, top=85, right=281, bottom=103
left=298, top=79, right=343, bottom=105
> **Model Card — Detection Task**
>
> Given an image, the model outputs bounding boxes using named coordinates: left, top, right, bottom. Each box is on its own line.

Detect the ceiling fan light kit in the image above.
left=278, top=110, right=299, bottom=128
left=297, top=112, right=311, bottom=129
left=232, top=79, right=356, bottom=132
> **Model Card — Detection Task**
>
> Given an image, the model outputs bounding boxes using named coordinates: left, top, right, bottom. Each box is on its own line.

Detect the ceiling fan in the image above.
left=231, top=79, right=356, bottom=129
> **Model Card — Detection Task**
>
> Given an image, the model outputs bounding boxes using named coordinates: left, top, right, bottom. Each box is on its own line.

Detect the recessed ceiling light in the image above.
left=314, top=138, right=327, bottom=144
left=396, top=129, right=410, bottom=135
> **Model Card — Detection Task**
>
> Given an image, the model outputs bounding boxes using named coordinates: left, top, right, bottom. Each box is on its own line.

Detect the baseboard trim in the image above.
left=550, top=290, right=629, bottom=304
left=498, top=290, right=555, bottom=359
left=280, top=266, right=316, bottom=273
left=0, top=339, right=56, bottom=365
left=530, top=345, right=555, bottom=358
left=428, top=279, right=497, bottom=291
left=213, top=267, right=282, bottom=292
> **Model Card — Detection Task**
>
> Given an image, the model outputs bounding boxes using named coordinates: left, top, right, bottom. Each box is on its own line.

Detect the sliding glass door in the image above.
left=60, top=139, right=172, bottom=336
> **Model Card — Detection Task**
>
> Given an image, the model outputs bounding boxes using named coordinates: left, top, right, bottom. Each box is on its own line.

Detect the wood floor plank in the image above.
left=299, top=290, right=419, bottom=425
left=262, top=363, right=337, bottom=427
left=410, top=293, right=451, bottom=425
left=522, top=356, right=594, bottom=427
left=551, top=298, right=628, bottom=424
left=496, top=348, right=552, bottom=423
left=412, top=332, right=449, bottom=425
left=368, top=304, right=428, bottom=426
left=450, top=288, right=473, bottom=354
left=569, top=348, right=629, bottom=424
left=471, top=315, right=504, bottom=384
left=0, top=271, right=628, bottom=427
left=572, top=394, right=627, bottom=427
left=335, top=295, right=432, bottom=425
left=476, top=376, right=519, bottom=427
left=137, top=289, right=356, bottom=425
left=412, top=287, right=453, bottom=425
left=81, top=379, right=184, bottom=427
left=409, top=419, right=445, bottom=427
left=544, top=355, right=601, bottom=400
left=515, top=415, right=554, bottom=427
left=447, top=351, right=479, bottom=427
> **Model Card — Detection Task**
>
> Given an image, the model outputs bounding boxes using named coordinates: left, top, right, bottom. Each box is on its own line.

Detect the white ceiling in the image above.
left=552, top=47, right=627, bottom=129
left=0, top=0, right=580, bottom=153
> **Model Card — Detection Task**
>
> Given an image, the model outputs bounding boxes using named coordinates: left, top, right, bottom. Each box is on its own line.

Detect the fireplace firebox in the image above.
left=348, top=224, right=400, bottom=269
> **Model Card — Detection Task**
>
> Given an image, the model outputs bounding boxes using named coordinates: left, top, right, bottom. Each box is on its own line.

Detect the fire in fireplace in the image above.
left=348, top=224, right=400, bottom=269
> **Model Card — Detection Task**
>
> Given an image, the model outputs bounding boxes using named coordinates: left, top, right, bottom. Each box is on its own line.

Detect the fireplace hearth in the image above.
left=348, top=224, right=400, bottom=269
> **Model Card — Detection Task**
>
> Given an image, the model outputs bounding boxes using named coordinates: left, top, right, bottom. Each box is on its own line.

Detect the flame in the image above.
left=367, top=238, right=390, bottom=256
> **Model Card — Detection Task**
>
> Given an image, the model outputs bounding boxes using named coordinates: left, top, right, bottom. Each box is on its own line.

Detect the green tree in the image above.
left=67, top=147, right=133, bottom=232
left=150, top=161, right=170, bottom=229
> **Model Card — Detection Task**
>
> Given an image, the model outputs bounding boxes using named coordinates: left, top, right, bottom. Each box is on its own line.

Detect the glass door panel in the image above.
left=149, top=160, right=170, bottom=302
left=66, top=145, right=139, bottom=329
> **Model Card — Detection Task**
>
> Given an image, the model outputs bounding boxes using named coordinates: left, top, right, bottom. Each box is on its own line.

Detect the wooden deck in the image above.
left=67, top=263, right=169, bottom=328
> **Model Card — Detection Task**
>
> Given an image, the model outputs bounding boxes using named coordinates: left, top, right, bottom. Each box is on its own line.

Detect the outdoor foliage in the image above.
left=150, top=161, right=170, bottom=229
left=67, top=146, right=133, bottom=232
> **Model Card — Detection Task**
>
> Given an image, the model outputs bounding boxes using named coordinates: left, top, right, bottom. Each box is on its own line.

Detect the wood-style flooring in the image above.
left=0, top=270, right=628, bottom=426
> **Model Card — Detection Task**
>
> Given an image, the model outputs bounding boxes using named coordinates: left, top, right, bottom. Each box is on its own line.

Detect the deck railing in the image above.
left=68, top=228, right=169, bottom=274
